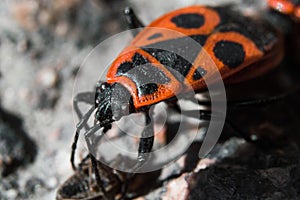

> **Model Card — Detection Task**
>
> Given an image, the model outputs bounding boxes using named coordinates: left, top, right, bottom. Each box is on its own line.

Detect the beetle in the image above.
left=69, top=1, right=299, bottom=197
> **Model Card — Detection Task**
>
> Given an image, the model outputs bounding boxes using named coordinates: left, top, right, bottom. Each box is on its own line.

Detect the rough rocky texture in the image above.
left=0, top=107, right=36, bottom=177
left=0, top=0, right=300, bottom=199
left=0, top=0, right=128, bottom=199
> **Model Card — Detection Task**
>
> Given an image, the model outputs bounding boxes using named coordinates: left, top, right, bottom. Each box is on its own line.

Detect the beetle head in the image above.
left=95, top=82, right=133, bottom=124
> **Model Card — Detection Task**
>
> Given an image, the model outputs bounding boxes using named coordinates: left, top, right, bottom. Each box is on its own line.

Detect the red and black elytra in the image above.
left=107, top=5, right=284, bottom=108
left=70, top=2, right=298, bottom=198
left=268, top=0, right=300, bottom=20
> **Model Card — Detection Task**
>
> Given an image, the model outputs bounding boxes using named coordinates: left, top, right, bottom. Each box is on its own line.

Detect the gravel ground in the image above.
left=0, top=0, right=300, bottom=200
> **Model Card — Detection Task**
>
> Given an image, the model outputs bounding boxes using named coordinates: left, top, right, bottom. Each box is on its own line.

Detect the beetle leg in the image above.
left=168, top=103, right=255, bottom=142
left=195, top=88, right=298, bottom=109
left=131, top=111, right=154, bottom=172
left=226, top=93, right=288, bottom=109
left=84, top=124, right=108, bottom=198
left=137, top=112, right=154, bottom=168
left=123, top=7, right=144, bottom=36
left=72, top=90, right=101, bottom=170
left=182, top=109, right=213, bottom=121
left=73, top=91, right=95, bottom=131
left=78, top=154, right=90, bottom=171
left=167, top=100, right=182, bottom=113
left=71, top=106, right=95, bottom=170
left=92, top=124, right=112, bottom=146
left=89, top=153, right=108, bottom=199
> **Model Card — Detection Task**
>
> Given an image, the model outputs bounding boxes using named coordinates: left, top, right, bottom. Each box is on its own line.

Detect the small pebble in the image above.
left=6, top=189, right=18, bottom=199
left=37, top=68, right=58, bottom=88
left=47, top=177, right=58, bottom=189
left=38, top=10, right=52, bottom=26
left=55, top=21, right=69, bottom=37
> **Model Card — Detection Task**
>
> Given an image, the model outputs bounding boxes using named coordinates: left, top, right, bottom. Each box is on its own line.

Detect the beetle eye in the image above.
left=100, top=83, right=107, bottom=91
left=96, top=82, right=110, bottom=93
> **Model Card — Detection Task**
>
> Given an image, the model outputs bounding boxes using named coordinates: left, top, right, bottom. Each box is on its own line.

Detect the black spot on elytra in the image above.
left=138, top=83, right=158, bottom=95
left=116, top=53, right=149, bottom=76
left=212, top=6, right=277, bottom=52
left=142, top=34, right=208, bottom=81
left=116, top=62, right=134, bottom=76
left=193, top=67, right=207, bottom=80
left=145, top=49, right=192, bottom=82
left=132, top=53, right=148, bottom=66
left=213, top=41, right=245, bottom=68
left=148, top=33, right=163, bottom=40
left=171, top=13, right=205, bottom=29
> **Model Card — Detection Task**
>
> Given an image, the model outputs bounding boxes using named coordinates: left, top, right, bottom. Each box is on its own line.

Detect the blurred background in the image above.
left=1, top=0, right=300, bottom=199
